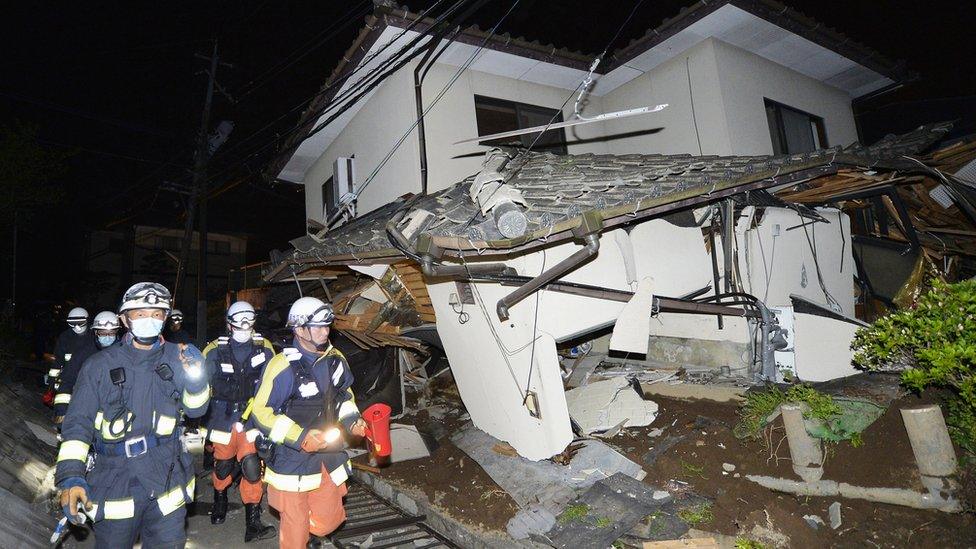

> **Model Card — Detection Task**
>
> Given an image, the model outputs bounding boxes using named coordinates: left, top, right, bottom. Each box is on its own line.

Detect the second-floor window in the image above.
left=474, top=95, right=568, bottom=154
left=765, top=99, right=827, bottom=155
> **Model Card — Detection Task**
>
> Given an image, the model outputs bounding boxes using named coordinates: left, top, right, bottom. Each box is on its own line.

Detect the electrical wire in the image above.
left=213, top=0, right=465, bottom=165
left=323, top=0, right=521, bottom=228
left=523, top=248, right=546, bottom=400
left=232, top=1, right=374, bottom=102
left=795, top=207, right=842, bottom=312
left=458, top=0, right=648, bottom=233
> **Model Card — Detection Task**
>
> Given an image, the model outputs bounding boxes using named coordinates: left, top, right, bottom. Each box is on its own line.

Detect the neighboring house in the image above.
left=86, top=225, right=248, bottom=311
left=271, top=0, right=912, bottom=229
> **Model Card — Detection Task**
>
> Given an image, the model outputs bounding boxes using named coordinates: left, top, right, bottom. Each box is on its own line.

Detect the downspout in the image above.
left=495, top=211, right=604, bottom=320
left=414, top=39, right=438, bottom=196
left=413, top=10, right=470, bottom=195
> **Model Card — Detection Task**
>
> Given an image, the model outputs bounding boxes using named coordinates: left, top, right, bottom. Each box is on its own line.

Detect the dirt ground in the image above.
left=359, top=374, right=976, bottom=548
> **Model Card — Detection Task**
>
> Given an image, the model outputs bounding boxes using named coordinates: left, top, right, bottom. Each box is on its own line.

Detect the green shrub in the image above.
left=852, top=280, right=976, bottom=455
left=735, top=384, right=842, bottom=440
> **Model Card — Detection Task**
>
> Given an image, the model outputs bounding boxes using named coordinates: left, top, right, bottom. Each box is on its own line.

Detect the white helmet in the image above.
left=67, top=307, right=89, bottom=325
left=92, top=311, right=121, bottom=331
left=286, top=297, right=334, bottom=328
left=170, top=309, right=184, bottom=321
left=119, top=282, right=172, bottom=313
left=227, top=301, right=256, bottom=329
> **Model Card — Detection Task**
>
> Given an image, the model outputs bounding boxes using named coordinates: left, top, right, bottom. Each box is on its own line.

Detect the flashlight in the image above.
left=323, top=427, right=342, bottom=444
left=185, top=363, right=203, bottom=381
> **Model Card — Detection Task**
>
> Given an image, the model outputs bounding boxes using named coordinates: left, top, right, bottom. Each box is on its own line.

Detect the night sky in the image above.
left=1, top=0, right=972, bottom=308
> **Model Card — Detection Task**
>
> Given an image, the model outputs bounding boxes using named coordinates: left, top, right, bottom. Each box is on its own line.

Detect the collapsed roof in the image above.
left=266, top=122, right=975, bottom=281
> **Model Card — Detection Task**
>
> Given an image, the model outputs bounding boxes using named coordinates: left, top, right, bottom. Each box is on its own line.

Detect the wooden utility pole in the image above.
left=174, top=40, right=220, bottom=345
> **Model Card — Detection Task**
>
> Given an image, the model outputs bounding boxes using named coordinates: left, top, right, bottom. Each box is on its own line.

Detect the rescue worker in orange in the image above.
left=201, top=301, right=276, bottom=542
left=251, top=296, right=366, bottom=548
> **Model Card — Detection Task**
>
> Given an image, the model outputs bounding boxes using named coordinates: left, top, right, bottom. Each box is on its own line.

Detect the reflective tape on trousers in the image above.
left=103, top=498, right=135, bottom=520
left=208, top=429, right=233, bottom=445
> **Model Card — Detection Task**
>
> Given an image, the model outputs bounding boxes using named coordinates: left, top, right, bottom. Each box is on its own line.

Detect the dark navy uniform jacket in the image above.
left=51, top=329, right=100, bottom=412
left=251, top=339, right=360, bottom=491
left=54, top=334, right=210, bottom=520
left=201, top=333, right=275, bottom=443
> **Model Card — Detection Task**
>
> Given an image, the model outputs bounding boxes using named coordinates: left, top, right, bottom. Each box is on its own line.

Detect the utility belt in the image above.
left=94, top=434, right=178, bottom=458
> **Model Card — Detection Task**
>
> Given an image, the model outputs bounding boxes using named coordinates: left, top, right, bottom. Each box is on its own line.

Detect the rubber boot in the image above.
left=244, top=503, right=276, bottom=542
left=211, top=489, right=228, bottom=524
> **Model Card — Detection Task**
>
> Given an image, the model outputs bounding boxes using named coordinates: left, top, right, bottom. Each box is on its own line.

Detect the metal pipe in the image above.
left=419, top=255, right=511, bottom=278
left=707, top=222, right=723, bottom=329
left=496, top=233, right=600, bottom=320
left=489, top=277, right=757, bottom=318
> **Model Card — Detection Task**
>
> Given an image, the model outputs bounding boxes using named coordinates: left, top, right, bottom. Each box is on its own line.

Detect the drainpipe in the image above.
left=495, top=212, right=604, bottom=320
left=415, top=233, right=512, bottom=278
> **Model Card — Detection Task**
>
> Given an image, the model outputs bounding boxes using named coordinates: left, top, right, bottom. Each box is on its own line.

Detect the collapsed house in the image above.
left=254, top=0, right=976, bottom=461
left=264, top=124, right=976, bottom=460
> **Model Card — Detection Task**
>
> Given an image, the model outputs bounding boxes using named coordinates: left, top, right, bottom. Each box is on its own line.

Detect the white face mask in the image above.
left=71, top=324, right=87, bottom=335
left=231, top=329, right=252, bottom=343
left=129, top=317, right=165, bottom=339
left=97, top=335, right=117, bottom=348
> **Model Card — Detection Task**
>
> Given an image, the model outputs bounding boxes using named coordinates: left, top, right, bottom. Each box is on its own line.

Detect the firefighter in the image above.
left=50, top=307, right=97, bottom=427
left=164, top=309, right=192, bottom=344
left=201, top=301, right=276, bottom=542
left=55, top=282, right=210, bottom=548
left=251, top=296, right=366, bottom=549
left=53, top=311, right=121, bottom=424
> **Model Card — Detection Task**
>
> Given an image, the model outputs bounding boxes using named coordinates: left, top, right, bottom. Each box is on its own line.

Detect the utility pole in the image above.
left=11, top=211, right=16, bottom=311
left=173, top=40, right=221, bottom=345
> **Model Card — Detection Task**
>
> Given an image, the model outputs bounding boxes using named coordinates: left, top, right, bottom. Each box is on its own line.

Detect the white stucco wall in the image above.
left=419, top=62, right=611, bottom=195
left=710, top=38, right=859, bottom=155
left=600, top=39, right=734, bottom=156
left=301, top=67, right=421, bottom=225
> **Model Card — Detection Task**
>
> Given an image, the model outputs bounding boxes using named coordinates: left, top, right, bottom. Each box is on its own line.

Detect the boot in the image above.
left=210, top=489, right=228, bottom=524
left=307, top=535, right=327, bottom=548
left=244, top=503, right=276, bottom=543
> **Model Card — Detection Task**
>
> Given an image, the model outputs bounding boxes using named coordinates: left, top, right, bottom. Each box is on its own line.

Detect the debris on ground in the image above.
left=547, top=473, right=666, bottom=548
left=388, top=424, right=432, bottom=463
left=565, top=377, right=659, bottom=434
left=803, top=514, right=825, bottom=530
left=828, top=502, right=842, bottom=530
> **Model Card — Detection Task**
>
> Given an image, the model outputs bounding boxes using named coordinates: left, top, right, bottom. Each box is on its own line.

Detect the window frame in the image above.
left=764, top=98, right=828, bottom=155
left=474, top=95, right=568, bottom=155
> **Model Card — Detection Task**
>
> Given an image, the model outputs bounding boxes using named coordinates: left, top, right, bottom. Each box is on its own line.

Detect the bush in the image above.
left=852, top=279, right=976, bottom=455
left=735, top=384, right=843, bottom=441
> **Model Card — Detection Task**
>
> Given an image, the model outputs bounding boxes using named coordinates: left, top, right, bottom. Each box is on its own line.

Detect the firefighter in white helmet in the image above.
left=164, top=308, right=192, bottom=345
left=251, top=296, right=366, bottom=548
left=55, top=282, right=210, bottom=547
left=53, top=311, right=121, bottom=424
left=50, top=307, right=95, bottom=427
left=200, top=301, right=276, bottom=542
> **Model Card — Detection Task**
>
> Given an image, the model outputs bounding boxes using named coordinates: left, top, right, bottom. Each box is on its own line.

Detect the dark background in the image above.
left=1, top=0, right=973, bottom=311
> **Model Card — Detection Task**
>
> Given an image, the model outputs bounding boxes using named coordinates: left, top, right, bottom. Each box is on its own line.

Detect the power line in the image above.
left=324, top=0, right=520, bottom=228
left=0, top=90, right=174, bottom=138
left=211, top=0, right=463, bottom=165
left=232, top=0, right=373, bottom=102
